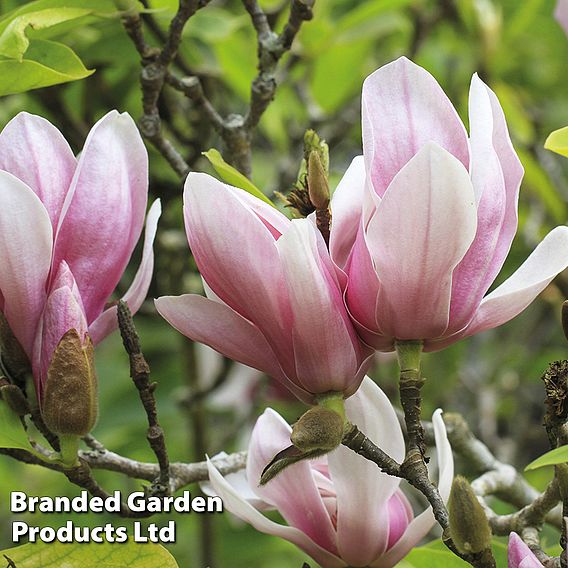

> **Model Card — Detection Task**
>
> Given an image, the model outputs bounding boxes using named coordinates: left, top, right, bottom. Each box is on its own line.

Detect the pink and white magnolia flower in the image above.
left=156, top=173, right=373, bottom=403
left=508, top=532, right=542, bottom=567
left=0, top=111, right=161, bottom=401
left=206, top=376, right=453, bottom=568
left=331, top=57, right=568, bottom=352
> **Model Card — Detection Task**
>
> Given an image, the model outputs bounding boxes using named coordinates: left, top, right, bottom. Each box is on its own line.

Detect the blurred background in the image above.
left=1, top=0, right=568, bottom=565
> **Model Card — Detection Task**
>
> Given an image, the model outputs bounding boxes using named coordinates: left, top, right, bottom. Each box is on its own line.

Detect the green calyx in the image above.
left=260, top=392, right=346, bottom=485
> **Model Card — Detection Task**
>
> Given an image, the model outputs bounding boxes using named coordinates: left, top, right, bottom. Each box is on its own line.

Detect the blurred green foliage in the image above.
left=1, top=0, right=568, bottom=566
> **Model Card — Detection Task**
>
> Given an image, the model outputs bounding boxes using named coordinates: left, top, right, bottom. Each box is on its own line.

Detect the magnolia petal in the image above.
left=362, top=56, right=469, bottom=198
left=376, top=409, right=453, bottom=568
left=89, top=200, right=162, bottom=345
left=53, top=110, right=148, bottom=324
left=206, top=459, right=345, bottom=568
left=184, top=173, right=294, bottom=373
left=225, top=184, right=289, bottom=238
left=451, top=225, right=568, bottom=343
left=0, top=112, right=76, bottom=229
left=0, top=171, right=52, bottom=355
left=276, top=219, right=361, bottom=394
left=34, top=261, right=88, bottom=398
left=328, top=377, right=405, bottom=566
left=448, top=75, right=507, bottom=331
left=449, top=75, right=524, bottom=333
left=329, top=155, right=366, bottom=269
left=344, top=222, right=381, bottom=325
left=154, top=294, right=308, bottom=401
left=247, top=409, right=339, bottom=555
left=368, top=143, right=477, bottom=340
left=508, top=532, right=542, bottom=568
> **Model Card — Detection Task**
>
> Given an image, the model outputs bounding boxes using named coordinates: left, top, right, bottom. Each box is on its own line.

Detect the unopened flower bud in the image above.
left=307, top=151, right=330, bottom=211
left=290, top=406, right=343, bottom=452
left=41, top=329, right=98, bottom=437
left=0, top=383, right=29, bottom=416
left=448, top=475, right=492, bottom=555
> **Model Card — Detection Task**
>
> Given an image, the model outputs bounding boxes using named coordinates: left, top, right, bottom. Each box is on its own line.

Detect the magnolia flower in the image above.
left=156, top=173, right=373, bottom=403
left=0, top=111, right=161, bottom=404
left=331, top=57, right=568, bottom=352
left=508, top=533, right=542, bottom=567
left=556, top=0, right=568, bottom=35
left=206, top=377, right=453, bottom=568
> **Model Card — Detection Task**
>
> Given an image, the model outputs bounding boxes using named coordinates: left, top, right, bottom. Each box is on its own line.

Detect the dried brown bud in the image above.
left=41, top=329, right=98, bottom=437
left=448, top=476, right=492, bottom=555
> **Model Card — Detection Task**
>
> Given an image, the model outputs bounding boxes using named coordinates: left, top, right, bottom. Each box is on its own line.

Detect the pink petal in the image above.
left=344, top=224, right=383, bottom=335
left=184, top=172, right=295, bottom=374
left=367, top=143, right=477, bottom=340
left=0, top=171, right=52, bottom=355
left=206, top=459, right=345, bottom=568
left=276, top=219, right=365, bottom=394
left=445, top=226, right=568, bottom=345
left=328, top=377, right=405, bottom=566
left=247, top=409, right=339, bottom=555
left=33, top=261, right=88, bottom=400
left=329, top=155, right=366, bottom=270
left=154, top=294, right=309, bottom=402
left=0, top=112, right=76, bottom=229
left=89, top=199, right=161, bottom=344
left=225, top=185, right=290, bottom=238
left=53, top=110, right=148, bottom=324
left=377, top=409, right=453, bottom=567
left=386, top=490, right=414, bottom=549
left=362, top=57, right=469, bottom=198
left=508, top=532, right=542, bottom=568
left=449, top=75, right=523, bottom=333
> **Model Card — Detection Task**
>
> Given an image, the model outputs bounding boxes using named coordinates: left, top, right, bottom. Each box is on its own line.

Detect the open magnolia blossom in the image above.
left=206, top=377, right=453, bottom=568
left=155, top=173, right=373, bottom=403
left=508, top=532, right=542, bottom=567
left=0, top=111, right=161, bottom=403
left=331, top=57, right=568, bottom=352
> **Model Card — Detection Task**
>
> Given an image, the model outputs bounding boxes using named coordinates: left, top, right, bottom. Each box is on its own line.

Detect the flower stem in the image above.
left=59, top=434, right=80, bottom=468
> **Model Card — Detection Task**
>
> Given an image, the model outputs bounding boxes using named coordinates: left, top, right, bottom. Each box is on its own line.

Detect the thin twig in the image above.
left=117, top=301, right=170, bottom=493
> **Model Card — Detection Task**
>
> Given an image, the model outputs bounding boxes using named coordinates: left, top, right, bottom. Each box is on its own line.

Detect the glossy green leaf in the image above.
left=0, top=541, right=179, bottom=568
left=525, top=445, right=568, bottom=471
left=0, top=398, right=34, bottom=451
left=398, top=546, right=470, bottom=567
left=202, top=148, right=275, bottom=207
left=0, top=8, right=92, bottom=59
left=545, top=126, right=568, bottom=158
left=0, top=39, right=93, bottom=96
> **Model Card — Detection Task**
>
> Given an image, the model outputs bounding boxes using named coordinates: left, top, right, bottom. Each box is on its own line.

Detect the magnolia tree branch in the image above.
left=119, top=0, right=314, bottom=178
left=117, top=301, right=170, bottom=494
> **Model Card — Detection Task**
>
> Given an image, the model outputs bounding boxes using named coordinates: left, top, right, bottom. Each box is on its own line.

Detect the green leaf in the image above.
left=545, top=126, right=568, bottom=158
left=0, top=541, right=179, bottom=568
left=525, top=445, right=568, bottom=471
left=0, top=8, right=93, bottom=59
left=399, top=547, right=470, bottom=567
left=202, top=148, right=275, bottom=207
left=0, top=38, right=93, bottom=96
left=0, top=398, right=34, bottom=451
